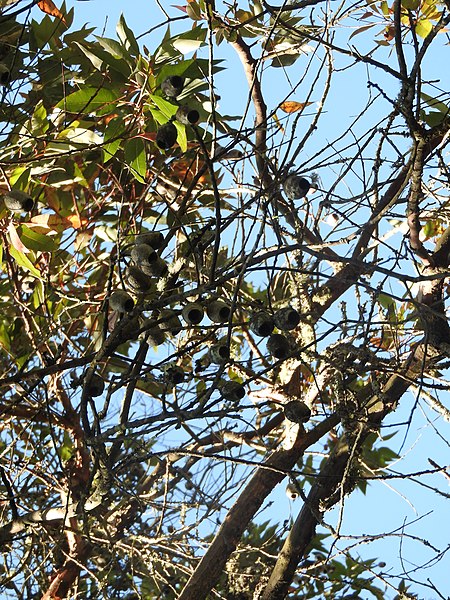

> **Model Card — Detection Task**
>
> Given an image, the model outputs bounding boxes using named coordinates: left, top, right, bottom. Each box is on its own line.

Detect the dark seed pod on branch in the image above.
left=109, top=290, right=134, bottom=313
left=158, top=309, right=182, bottom=336
left=249, top=311, right=274, bottom=337
left=142, top=321, right=166, bottom=346
left=274, top=306, right=300, bottom=331
left=135, top=231, right=165, bottom=249
left=131, top=243, right=157, bottom=267
left=176, top=105, right=200, bottom=125
left=267, top=333, right=290, bottom=359
left=125, top=265, right=152, bottom=293
left=156, top=122, right=178, bottom=150
left=0, top=63, right=11, bottom=86
left=165, top=365, right=185, bottom=385
left=286, top=482, right=299, bottom=500
left=182, top=302, right=204, bottom=325
left=2, top=190, right=34, bottom=213
left=142, top=257, right=168, bottom=277
left=219, top=380, right=245, bottom=402
left=207, top=300, right=231, bottom=323
left=86, top=374, right=105, bottom=398
left=161, top=75, right=184, bottom=98
left=284, top=400, right=311, bottom=424
left=209, top=342, right=230, bottom=365
left=283, top=175, right=310, bottom=200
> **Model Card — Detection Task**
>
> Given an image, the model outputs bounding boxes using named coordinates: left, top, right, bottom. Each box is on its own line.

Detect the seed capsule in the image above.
left=125, top=265, right=152, bottom=293
left=135, top=231, right=165, bottom=249
left=131, top=243, right=157, bottom=267
left=249, top=311, right=274, bottom=337
left=207, top=300, right=231, bottom=323
left=3, top=190, right=34, bottom=212
left=165, top=365, right=185, bottom=385
left=158, top=309, right=182, bottom=336
left=284, top=400, right=311, bottom=424
left=209, top=342, right=230, bottom=365
left=176, top=105, right=200, bottom=125
left=283, top=175, right=310, bottom=200
left=285, top=482, right=299, bottom=500
left=161, top=75, right=184, bottom=98
left=182, top=302, right=204, bottom=325
left=219, top=380, right=245, bottom=402
left=109, top=290, right=134, bottom=313
left=274, top=306, right=300, bottom=331
left=156, top=122, right=178, bottom=150
left=86, top=374, right=105, bottom=397
left=142, top=321, right=166, bottom=346
left=0, top=63, right=10, bottom=86
left=267, top=333, right=290, bottom=359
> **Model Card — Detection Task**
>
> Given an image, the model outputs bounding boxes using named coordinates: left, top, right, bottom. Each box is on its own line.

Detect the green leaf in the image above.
left=103, top=116, right=125, bottom=162
left=415, top=18, right=433, bottom=38
left=174, top=121, right=187, bottom=153
left=149, top=94, right=178, bottom=120
left=421, top=92, right=449, bottom=114
left=19, top=225, right=57, bottom=252
left=56, top=87, right=119, bottom=116
left=124, top=137, right=147, bottom=182
left=117, top=14, right=140, bottom=56
left=9, top=245, right=42, bottom=279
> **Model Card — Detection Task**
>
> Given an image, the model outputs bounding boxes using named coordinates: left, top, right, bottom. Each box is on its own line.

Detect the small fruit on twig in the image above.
left=283, top=174, right=310, bottom=200
left=207, top=300, right=231, bottom=323
left=284, top=400, right=311, bottom=424
left=274, top=306, right=300, bottom=331
left=125, top=265, right=152, bottom=293
left=176, top=105, right=200, bottom=125
left=135, top=231, right=165, bottom=249
left=109, top=290, right=134, bottom=313
left=249, top=311, right=274, bottom=337
left=209, top=342, right=230, bottom=365
left=86, top=373, right=105, bottom=397
left=182, top=302, right=204, bottom=325
left=161, top=75, right=184, bottom=98
left=219, top=380, right=245, bottom=402
left=267, top=333, right=290, bottom=359
left=2, top=190, right=34, bottom=212
left=156, top=122, right=178, bottom=150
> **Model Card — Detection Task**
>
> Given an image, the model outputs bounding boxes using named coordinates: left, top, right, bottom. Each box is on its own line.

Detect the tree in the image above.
left=0, top=0, right=449, bottom=597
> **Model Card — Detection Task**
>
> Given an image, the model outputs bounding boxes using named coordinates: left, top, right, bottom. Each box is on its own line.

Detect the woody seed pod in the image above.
left=283, top=174, right=310, bottom=200
left=284, top=400, right=311, bottom=424
left=209, top=342, right=230, bottom=365
left=142, top=321, right=166, bottom=346
left=131, top=243, right=157, bottom=267
left=165, top=365, right=185, bottom=385
left=0, top=64, right=10, bottom=86
left=219, top=380, right=245, bottom=402
left=109, top=290, right=134, bottom=313
left=156, top=122, right=178, bottom=150
left=274, top=306, right=300, bottom=331
left=267, top=333, right=290, bottom=359
left=176, top=105, right=200, bottom=125
left=125, top=265, right=152, bottom=293
left=161, top=75, right=184, bottom=98
left=207, top=300, right=231, bottom=323
left=285, top=482, right=299, bottom=500
left=2, top=190, right=34, bottom=213
left=136, top=231, right=165, bottom=249
left=249, top=311, right=274, bottom=337
left=158, top=309, right=182, bottom=336
left=86, top=374, right=105, bottom=398
left=182, top=302, right=204, bottom=325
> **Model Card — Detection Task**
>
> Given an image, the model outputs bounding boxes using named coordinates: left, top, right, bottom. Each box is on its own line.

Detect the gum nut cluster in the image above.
left=157, top=76, right=200, bottom=150
left=86, top=373, right=105, bottom=398
left=125, top=231, right=166, bottom=292
left=248, top=305, right=300, bottom=359
left=283, top=174, right=310, bottom=200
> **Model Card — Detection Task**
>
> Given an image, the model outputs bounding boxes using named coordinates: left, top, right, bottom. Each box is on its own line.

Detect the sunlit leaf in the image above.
left=279, top=101, right=314, bottom=114
left=124, top=138, right=147, bottom=183
left=9, top=245, right=42, bottom=278
left=415, top=18, right=433, bottom=38
left=37, top=0, right=67, bottom=24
